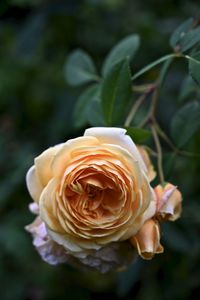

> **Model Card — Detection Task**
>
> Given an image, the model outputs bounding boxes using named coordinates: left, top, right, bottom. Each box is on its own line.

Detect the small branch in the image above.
left=155, top=122, right=200, bottom=158
left=154, top=122, right=177, bottom=151
left=124, top=94, right=147, bottom=127
left=132, top=83, right=156, bottom=93
left=138, top=84, right=159, bottom=128
left=131, top=53, right=179, bottom=81
left=151, top=123, right=165, bottom=186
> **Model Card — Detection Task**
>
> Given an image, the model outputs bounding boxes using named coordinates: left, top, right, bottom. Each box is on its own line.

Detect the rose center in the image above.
left=87, top=184, right=100, bottom=199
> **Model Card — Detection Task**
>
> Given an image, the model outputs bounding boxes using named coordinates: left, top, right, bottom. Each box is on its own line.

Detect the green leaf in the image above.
left=64, top=49, right=98, bottom=86
left=73, top=84, right=100, bottom=128
left=86, top=97, right=105, bottom=127
left=125, top=127, right=151, bottom=143
left=102, top=34, right=140, bottom=75
left=171, top=101, right=200, bottom=147
left=179, top=27, right=200, bottom=52
left=159, top=57, right=173, bottom=87
left=101, top=58, right=132, bottom=125
left=178, top=76, right=197, bottom=102
left=170, top=18, right=193, bottom=48
left=188, top=52, right=200, bottom=87
left=163, top=152, right=177, bottom=178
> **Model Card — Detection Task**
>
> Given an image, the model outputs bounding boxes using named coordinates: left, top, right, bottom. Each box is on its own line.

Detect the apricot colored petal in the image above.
left=122, top=186, right=156, bottom=240
left=130, top=219, right=164, bottom=260
left=26, top=166, right=43, bottom=203
left=155, top=184, right=182, bottom=221
left=39, top=178, right=64, bottom=233
left=51, top=136, right=98, bottom=178
left=35, top=144, right=63, bottom=187
left=137, top=146, right=156, bottom=182
left=84, top=127, right=147, bottom=173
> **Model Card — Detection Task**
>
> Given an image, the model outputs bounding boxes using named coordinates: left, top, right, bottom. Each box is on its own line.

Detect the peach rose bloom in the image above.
left=26, top=127, right=156, bottom=258
left=154, top=183, right=182, bottom=221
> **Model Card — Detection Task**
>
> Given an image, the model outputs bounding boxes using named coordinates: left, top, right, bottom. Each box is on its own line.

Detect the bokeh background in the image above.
left=1, top=0, right=200, bottom=299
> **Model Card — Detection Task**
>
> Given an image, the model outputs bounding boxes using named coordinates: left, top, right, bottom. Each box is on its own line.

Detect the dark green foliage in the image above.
left=102, top=34, right=140, bottom=75
left=101, top=58, right=132, bottom=125
left=125, top=127, right=152, bottom=144
left=189, top=51, right=200, bottom=87
left=64, top=50, right=98, bottom=86
left=171, top=101, right=200, bottom=147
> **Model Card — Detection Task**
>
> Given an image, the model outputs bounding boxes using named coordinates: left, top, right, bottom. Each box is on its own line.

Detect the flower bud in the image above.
left=154, top=183, right=182, bottom=221
left=130, top=219, right=163, bottom=260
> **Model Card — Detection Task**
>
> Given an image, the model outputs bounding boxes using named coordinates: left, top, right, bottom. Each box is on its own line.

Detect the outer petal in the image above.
left=47, top=229, right=100, bottom=257
left=155, top=183, right=182, bottom=221
left=84, top=127, right=147, bottom=173
left=137, top=146, right=156, bottom=182
left=35, top=144, right=63, bottom=186
left=122, top=182, right=157, bottom=240
left=51, top=137, right=98, bottom=178
left=39, top=178, right=64, bottom=233
left=25, top=217, right=68, bottom=265
left=26, top=166, right=43, bottom=203
left=130, top=219, right=164, bottom=260
left=29, top=202, right=39, bottom=215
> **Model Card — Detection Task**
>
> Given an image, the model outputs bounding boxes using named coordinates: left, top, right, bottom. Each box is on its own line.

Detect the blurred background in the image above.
left=0, top=0, right=200, bottom=299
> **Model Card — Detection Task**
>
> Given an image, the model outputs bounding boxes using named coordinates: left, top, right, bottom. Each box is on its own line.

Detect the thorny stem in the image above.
left=138, top=83, right=159, bottom=128
left=131, top=81, right=166, bottom=184
left=155, top=121, right=200, bottom=158
left=124, top=94, right=148, bottom=127
left=132, top=83, right=156, bottom=93
left=125, top=84, right=157, bottom=127
left=151, top=123, right=165, bottom=185
left=127, top=51, right=200, bottom=184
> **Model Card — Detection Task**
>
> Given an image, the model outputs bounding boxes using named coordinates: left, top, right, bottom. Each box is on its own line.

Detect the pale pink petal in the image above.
left=28, top=202, right=39, bottom=215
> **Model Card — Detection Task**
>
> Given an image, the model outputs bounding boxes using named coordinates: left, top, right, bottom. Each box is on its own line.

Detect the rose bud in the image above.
left=130, top=219, right=164, bottom=260
left=154, top=183, right=182, bottom=221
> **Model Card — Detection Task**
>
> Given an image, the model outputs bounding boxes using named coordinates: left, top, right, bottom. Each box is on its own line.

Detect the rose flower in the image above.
left=25, top=127, right=181, bottom=271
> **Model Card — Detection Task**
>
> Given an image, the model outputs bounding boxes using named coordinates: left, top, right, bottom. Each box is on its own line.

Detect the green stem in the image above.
left=151, top=124, right=165, bottom=185
left=138, top=84, right=159, bottom=128
left=185, top=55, right=200, bottom=65
left=124, top=93, right=147, bottom=127
left=155, top=122, right=200, bottom=158
left=131, top=53, right=179, bottom=81
left=132, top=83, right=156, bottom=93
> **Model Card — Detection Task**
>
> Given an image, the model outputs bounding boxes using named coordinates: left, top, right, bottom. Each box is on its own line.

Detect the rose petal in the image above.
left=155, top=183, right=182, bottom=221
left=35, top=144, right=63, bottom=186
left=25, top=217, right=69, bottom=265
left=130, top=219, right=164, bottom=259
left=84, top=127, right=147, bottom=173
left=29, top=202, right=39, bottom=215
left=137, top=146, right=156, bottom=182
left=51, top=137, right=98, bottom=178
left=26, top=166, right=43, bottom=203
